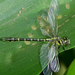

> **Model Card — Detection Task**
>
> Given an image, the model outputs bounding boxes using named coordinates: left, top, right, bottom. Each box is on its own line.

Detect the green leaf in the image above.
left=0, top=0, right=74, bottom=75
left=58, top=0, right=75, bottom=52
left=64, top=59, right=75, bottom=75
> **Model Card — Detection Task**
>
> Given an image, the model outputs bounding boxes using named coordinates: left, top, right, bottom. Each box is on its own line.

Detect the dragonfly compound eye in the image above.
left=63, top=37, right=68, bottom=40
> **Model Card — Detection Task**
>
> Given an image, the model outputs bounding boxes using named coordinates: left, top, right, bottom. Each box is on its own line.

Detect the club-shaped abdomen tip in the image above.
left=0, top=38, right=3, bottom=41
left=2, top=38, right=5, bottom=41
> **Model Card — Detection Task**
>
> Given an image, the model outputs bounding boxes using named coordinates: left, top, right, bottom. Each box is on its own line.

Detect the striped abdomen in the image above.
left=2, top=37, right=64, bottom=46
left=2, top=37, right=52, bottom=42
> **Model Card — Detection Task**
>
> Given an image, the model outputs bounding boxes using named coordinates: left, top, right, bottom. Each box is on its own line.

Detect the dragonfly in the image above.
left=0, top=0, right=70, bottom=75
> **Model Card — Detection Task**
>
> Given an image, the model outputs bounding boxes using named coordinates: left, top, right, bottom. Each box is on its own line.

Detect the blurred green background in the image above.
left=0, top=0, right=75, bottom=75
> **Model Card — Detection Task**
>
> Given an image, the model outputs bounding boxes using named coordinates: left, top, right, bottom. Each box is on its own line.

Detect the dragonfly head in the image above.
left=63, top=37, right=70, bottom=46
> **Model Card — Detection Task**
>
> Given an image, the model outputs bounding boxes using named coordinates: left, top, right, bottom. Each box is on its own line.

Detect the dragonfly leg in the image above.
left=58, top=45, right=65, bottom=51
left=58, top=46, right=60, bottom=49
left=62, top=46, right=65, bottom=51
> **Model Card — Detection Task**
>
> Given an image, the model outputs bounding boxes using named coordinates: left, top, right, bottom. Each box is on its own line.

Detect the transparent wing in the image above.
left=49, top=44, right=60, bottom=72
left=40, top=0, right=59, bottom=74
left=40, top=42, right=60, bottom=75
left=43, top=63, right=53, bottom=75
left=40, top=43, right=50, bottom=70
left=48, top=0, right=59, bottom=36
left=40, top=27, right=51, bottom=37
left=37, top=9, right=53, bottom=37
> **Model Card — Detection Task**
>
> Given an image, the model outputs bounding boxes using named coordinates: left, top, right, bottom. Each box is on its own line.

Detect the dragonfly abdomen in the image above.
left=2, top=37, right=64, bottom=46
left=2, top=37, right=52, bottom=42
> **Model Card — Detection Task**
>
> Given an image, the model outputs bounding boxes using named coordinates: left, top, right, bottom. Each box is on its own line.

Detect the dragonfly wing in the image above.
left=38, top=9, right=53, bottom=37
left=40, top=42, right=53, bottom=75
left=40, top=42, right=60, bottom=74
left=49, top=44, right=60, bottom=72
left=43, top=63, right=53, bottom=75
left=40, top=27, right=50, bottom=37
left=40, top=43, right=50, bottom=70
left=48, top=0, right=59, bottom=36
